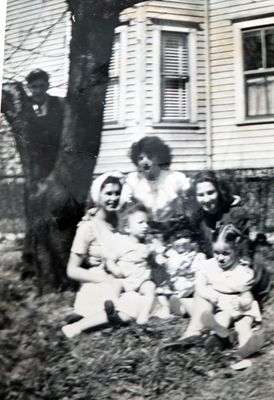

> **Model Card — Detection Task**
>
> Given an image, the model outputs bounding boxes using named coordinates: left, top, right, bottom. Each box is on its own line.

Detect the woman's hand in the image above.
left=104, top=258, right=123, bottom=278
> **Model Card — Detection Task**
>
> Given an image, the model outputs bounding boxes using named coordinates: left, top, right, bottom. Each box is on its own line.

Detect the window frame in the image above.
left=103, top=25, right=127, bottom=128
left=152, top=24, right=198, bottom=127
left=234, top=16, right=274, bottom=125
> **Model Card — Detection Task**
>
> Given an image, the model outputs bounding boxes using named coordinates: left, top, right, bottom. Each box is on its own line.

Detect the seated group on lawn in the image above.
left=62, top=136, right=271, bottom=361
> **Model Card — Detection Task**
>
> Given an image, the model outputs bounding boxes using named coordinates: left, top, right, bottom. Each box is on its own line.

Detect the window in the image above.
left=103, top=27, right=126, bottom=125
left=243, top=26, right=274, bottom=117
left=234, top=17, right=274, bottom=123
left=161, top=31, right=189, bottom=121
left=153, top=25, right=197, bottom=125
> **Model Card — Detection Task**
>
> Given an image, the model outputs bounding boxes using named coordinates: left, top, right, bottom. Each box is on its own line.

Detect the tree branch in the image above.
left=66, top=0, right=147, bottom=18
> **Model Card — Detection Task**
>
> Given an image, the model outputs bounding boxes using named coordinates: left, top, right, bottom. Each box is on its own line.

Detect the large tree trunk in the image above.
left=2, top=0, right=145, bottom=293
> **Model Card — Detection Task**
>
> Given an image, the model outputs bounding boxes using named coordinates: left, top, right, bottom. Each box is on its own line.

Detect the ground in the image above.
left=1, top=240, right=274, bottom=400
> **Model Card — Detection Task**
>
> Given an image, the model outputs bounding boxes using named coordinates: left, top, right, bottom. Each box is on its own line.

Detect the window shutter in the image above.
left=161, top=31, right=189, bottom=121
left=103, top=34, right=120, bottom=124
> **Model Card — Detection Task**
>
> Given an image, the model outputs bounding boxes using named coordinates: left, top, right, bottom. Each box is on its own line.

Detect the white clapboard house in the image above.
left=3, top=0, right=274, bottom=176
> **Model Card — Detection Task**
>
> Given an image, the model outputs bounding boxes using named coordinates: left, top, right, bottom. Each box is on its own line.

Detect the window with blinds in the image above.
left=161, top=31, right=190, bottom=121
left=243, top=25, right=274, bottom=117
left=103, top=33, right=121, bottom=124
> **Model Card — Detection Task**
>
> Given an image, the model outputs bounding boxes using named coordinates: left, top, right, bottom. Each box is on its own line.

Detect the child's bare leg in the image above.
left=200, top=310, right=231, bottom=338
left=215, top=311, right=231, bottom=329
left=169, top=297, right=194, bottom=317
left=169, top=295, right=184, bottom=315
left=181, top=294, right=214, bottom=338
left=181, top=298, right=194, bottom=316
left=234, top=316, right=254, bottom=347
left=234, top=316, right=264, bottom=358
left=137, top=281, right=156, bottom=325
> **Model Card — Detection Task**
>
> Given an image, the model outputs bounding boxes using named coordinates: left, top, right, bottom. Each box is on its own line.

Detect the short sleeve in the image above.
left=173, top=171, right=191, bottom=194
left=120, top=172, right=136, bottom=204
left=237, top=266, right=254, bottom=288
left=71, top=221, right=95, bottom=255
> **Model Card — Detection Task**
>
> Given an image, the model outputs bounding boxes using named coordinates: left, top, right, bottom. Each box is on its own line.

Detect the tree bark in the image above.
left=2, top=0, right=146, bottom=292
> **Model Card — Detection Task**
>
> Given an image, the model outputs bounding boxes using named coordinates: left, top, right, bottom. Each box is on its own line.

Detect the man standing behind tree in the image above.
left=26, top=69, right=64, bottom=181
left=21, top=69, right=65, bottom=276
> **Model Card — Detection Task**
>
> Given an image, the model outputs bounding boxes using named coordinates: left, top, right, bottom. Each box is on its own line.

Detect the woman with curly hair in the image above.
left=121, top=136, right=191, bottom=237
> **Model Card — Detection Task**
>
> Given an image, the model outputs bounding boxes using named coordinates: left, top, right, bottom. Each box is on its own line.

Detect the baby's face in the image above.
left=213, top=242, right=237, bottom=270
left=172, top=237, right=192, bottom=254
left=127, top=211, right=149, bottom=240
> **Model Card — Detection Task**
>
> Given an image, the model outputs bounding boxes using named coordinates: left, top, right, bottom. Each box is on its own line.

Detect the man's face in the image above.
left=28, top=79, right=49, bottom=105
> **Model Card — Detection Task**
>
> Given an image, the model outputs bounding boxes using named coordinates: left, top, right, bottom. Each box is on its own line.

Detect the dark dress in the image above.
left=27, top=95, right=64, bottom=180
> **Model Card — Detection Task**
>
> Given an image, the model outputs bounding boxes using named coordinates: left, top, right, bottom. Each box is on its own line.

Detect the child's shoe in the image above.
left=204, top=334, right=226, bottom=352
left=237, top=332, right=264, bottom=359
left=201, top=311, right=230, bottom=338
left=159, top=333, right=202, bottom=353
left=104, top=300, right=123, bottom=325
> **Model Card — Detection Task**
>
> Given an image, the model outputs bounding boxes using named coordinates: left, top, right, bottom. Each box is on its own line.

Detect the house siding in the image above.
left=3, top=0, right=274, bottom=175
left=208, top=0, right=274, bottom=169
left=3, top=0, right=68, bottom=97
left=95, top=0, right=207, bottom=174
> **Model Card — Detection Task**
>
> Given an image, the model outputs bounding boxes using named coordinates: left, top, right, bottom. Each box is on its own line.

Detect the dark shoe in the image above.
left=204, top=334, right=226, bottom=352
left=237, top=332, right=264, bottom=359
left=65, top=313, right=83, bottom=324
left=104, top=300, right=123, bottom=325
left=159, top=334, right=202, bottom=352
left=201, top=311, right=230, bottom=338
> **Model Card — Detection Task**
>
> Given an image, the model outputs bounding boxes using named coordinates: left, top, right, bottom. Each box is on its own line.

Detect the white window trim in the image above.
left=152, top=24, right=198, bottom=126
left=234, top=16, right=274, bottom=124
left=103, top=25, right=127, bottom=128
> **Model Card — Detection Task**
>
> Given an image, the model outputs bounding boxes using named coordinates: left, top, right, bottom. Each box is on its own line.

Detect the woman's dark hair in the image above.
left=26, top=69, right=49, bottom=84
left=101, top=176, right=122, bottom=192
left=169, top=228, right=197, bottom=242
left=193, top=170, right=234, bottom=211
left=129, top=136, right=172, bottom=168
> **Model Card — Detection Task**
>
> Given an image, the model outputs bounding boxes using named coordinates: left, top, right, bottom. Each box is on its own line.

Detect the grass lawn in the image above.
left=1, top=240, right=274, bottom=400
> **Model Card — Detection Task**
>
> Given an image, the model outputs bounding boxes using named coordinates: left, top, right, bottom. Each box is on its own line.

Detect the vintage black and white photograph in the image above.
left=1, top=0, right=274, bottom=399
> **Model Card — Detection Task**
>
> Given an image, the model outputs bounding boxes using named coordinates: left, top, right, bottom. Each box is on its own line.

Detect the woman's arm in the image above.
left=67, top=252, right=111, bottom=283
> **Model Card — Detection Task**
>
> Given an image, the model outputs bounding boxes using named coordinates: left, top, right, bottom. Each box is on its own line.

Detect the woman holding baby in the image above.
left=62, top=136, right=269, bottom=358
